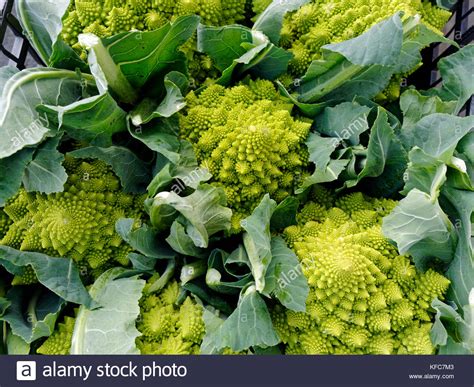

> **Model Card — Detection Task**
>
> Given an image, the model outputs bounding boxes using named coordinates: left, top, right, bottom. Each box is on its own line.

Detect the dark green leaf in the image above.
left=0, top=246, right=94, bottom=307
left=270, top=197, right=299, bottom=230
left=116, top=218, right=175, bottom=259
left=0, top=148, right=34, bottom=206
left=1, top=286, right=64, bottom=344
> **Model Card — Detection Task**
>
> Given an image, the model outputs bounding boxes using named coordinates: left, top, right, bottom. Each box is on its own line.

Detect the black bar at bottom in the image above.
left=0, top=355, right=472, bottom=387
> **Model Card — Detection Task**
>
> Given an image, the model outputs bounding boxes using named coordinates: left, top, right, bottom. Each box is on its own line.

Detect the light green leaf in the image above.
left=264, top=237, right=309, bottom=312
left=1, top=287, right=64, bottom=344
left=323, top=14, right=403, bottom=66
left=298, top=159, right=349, bottom=193
left=68, top=146, right=150, bottom=193
left=0, top=246, right=94, bottom=307
left=402, top=148, right=447, bottom=198
left=149, top=184, right=232, bottom=248
left=130, top=72, right=188, bottom=126
left=382, top=189, right=457, bottom=269
left=437, top=45, right=474, bottom=114
left=71, top=268, right=145, bottom=354
left=400, top=89, right=457, bottom=134
left=205, top=285, right=280, bottom=352
left=431, top=296, right=473, bottom=354
left=253, top=0, right=311, bottom=44
left=16, top=0, right=70, bottom=63
left=0, top=68, right=91, bottom=158
left=241, top=195, right=277, bottom=293
left=401, top=114, right=474, bottom=162
left=22, top=136, right=67, bottom=194
left=6, top=332, right=30, bottom=354
left=316, top=102, right=371, bottom=145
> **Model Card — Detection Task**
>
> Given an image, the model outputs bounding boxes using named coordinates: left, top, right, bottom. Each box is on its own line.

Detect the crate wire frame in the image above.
left=0, top=0, right=44, bottom=69
left=0, top=0, right=472, bottom=111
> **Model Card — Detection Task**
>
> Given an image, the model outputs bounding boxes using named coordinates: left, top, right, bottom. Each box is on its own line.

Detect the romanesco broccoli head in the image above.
left=137, top=279, right=205, bottom=354
left=0, top=157, right=145, bottom=279
left=179, top=80, right=312, bottom=231
left=275, top=191, right=450, bottom=354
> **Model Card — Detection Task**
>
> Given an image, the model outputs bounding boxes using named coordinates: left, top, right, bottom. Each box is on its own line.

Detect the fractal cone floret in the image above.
left=136, top=280, right=205, bottom=354
left=179, top=80, right=312, bottom=231
left=275, top=190, right=450, bottom=355
left=0, top=157, right=145, bottom=277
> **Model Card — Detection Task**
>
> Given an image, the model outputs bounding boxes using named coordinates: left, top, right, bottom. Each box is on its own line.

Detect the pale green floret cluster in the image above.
left=281, top=0, right=451, bottom=77
left=273, top=189, right=450, bottom=354
left=62, top=0, right=248, bottom=85
left=179, top=80, right=312, bottom=231
left=0, top=156, right=145, bottom=279
left=137, top=279, right=205, bottom=354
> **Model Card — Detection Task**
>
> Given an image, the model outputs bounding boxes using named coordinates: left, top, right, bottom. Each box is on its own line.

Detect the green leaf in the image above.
left=241, top=195, right=277, bottom=293
left=198, top=25, right=291, bottom=84
left=324, top=14, right=403, bottom=66
left=1, top=287, right=64, bottom=344
left=393, top=24, right=456, bottom=74
left=166, top=220, right=206, bottom=258
left=116, top=218, right=175, bottom=260
left=401, top=114, right=474, bottom=162
left=39, top=93, right=127, bottom=147
left=445, top=232, right=474, bottom=310
left=149, top=184, right=232, bottom=248
left=436, top=45, right=474, bottom=114
left=344, top=108, right=407, bottom=191
left=0, top=246, right=94, bottom=307
left=206, top=249, right=252, bottom=295
left=400, top=89, right=457, bottom=135
left=197, top=24, right=253, bottom=71
left=130, top=72, right=188, bottom=126
left=297, top=159, right=349, bottom=193
left=71, top=268, right=145, bottom=354
left=205, top=285, right=280, bottom=352
left=22, top=136, right=67, bottom=194
left=253, top=0, right=311, bottom=44
left=270, top=197, right=299, bottom=231
left=316, top=102, right=371, bottom=145
left=127, top=253, right=156, bottom=272
left=0, top=297, right=10, bottom=317
left=200, top=309, right=226, bottom=354
left=382, top=189, right=458, bottom=269
left=0, top=68, right=92, bottom=158
left=16, top=0, right=70, bottom=63
left=264, top=237, right=309, bottom=312
left=402, top=148, right=447, bottom=198
left=6, top=332, right=30, bottom=354
left=431, top=296, right=473, bottom=354
left=68, top=146, right=150, bottom=193
left=79, top=16, right=199, bottom=103
left=129, top=116, right=182, bottom=164
left=0, top=148, right=34, bottom=206
left=182, top=279, right=234, bottom=315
